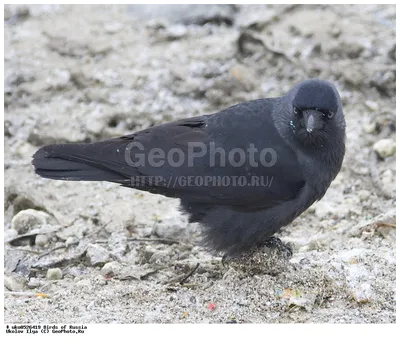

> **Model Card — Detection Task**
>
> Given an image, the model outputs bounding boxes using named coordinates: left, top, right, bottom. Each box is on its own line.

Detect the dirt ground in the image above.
left=4, top=4, right=396, bottom=323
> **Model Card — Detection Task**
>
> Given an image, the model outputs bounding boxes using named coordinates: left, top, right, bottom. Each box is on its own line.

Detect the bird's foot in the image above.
left=222, top=236, right=293, bottom=276
left=260, top=236, right=293, bottom=260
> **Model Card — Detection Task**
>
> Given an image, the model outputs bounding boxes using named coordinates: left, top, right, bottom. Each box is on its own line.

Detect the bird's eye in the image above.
left=326, top=111, right=335, bottom=119
left=293, top=107, right=301, bottom=115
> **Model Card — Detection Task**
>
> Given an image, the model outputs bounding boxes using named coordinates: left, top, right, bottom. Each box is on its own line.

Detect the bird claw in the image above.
left=260, top=236, right=293, bottom=259
left=221, top=236, right=293, bottom=268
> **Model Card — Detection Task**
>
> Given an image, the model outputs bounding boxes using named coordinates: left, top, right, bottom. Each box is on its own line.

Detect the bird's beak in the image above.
left=303, top=110, right=317, bottom=133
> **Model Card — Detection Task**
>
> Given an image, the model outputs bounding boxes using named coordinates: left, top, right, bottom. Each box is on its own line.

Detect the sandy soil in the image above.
left=4, top=4, right=396, bottom=323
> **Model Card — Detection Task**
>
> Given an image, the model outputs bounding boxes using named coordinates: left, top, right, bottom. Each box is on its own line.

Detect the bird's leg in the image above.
left=221, top=236, right=293, bottom=276
left=260, top=236, right=293, bottom=259
left=221, top=236, right=292, bottom=266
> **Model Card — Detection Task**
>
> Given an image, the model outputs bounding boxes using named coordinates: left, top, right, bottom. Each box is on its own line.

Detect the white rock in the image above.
left=4, top=275, right=26, bottom=291
left=46, top=268, right=63, bottom=280
left=101, top=261, right=121, bottom=276
left=363, top=122, right=378, bottom=134
left=373, top=139, right=395, bottom=158
left=27, top=278, right=42, bottom=289
left=35, top=234, right=49, bottom=246
left=11, top=209, right=51, bottom=234
left=87, top=244, right=110, bottom=266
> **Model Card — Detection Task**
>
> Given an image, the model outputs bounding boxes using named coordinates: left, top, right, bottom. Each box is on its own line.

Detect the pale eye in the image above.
left=327, top=111, right=335, bottom=119
left=293, top=106, right=301, bottom=115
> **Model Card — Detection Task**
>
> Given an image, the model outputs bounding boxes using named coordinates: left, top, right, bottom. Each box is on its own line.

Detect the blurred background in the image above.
left=4, top=4, right=396, bottom=323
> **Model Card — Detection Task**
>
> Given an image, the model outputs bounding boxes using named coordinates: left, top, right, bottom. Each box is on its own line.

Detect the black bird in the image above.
left=32, top=79, right=346, bottom=256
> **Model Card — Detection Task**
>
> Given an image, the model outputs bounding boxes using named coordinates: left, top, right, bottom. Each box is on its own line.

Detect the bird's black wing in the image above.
left=33, top=101, right=305, bottom=209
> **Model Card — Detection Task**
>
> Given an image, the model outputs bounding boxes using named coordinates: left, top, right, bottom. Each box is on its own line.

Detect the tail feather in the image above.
left=32, top=144, right=131, bottom=184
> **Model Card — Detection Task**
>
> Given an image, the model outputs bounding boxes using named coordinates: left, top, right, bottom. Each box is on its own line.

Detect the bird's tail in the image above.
left=32, top=142, right=133, bottom=184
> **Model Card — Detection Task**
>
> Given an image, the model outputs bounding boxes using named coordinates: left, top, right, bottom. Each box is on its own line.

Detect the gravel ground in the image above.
left=4, top=4, right=396, bottom=323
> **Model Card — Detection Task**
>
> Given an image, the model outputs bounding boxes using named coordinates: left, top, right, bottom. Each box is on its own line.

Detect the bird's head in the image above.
left=283, top=79, right=346, bottom=148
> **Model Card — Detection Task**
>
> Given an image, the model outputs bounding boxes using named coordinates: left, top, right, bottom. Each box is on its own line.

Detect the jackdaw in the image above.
left=32, top=78, right=346, bottom=256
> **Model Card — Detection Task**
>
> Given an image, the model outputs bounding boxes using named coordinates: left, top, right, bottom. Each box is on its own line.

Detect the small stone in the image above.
left=4, top=275, right=25, bottom=292
left=363, top=122, right=379, bottom=134
left=373, top=139, right=396, bottom=159
left=11, top=209, right=51, bottom=234
left=86, top=244, right=110, bottom=266
left=101, top=261, right=121, bottom=277
left=4, top=274, right=26, bottom=291
left=27, top=278, right=42, bottom=289
left=46, top=268, right=63, bottom=280
left=35, top=234, right=49, bottom=247
left=163, top=25, right=187, bottom=40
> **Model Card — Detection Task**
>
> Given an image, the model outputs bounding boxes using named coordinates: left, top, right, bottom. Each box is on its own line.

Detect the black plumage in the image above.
left=32, top=78, right=346, bottom=255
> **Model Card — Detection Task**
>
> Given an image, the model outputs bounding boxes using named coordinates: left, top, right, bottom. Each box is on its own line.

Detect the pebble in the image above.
left=35, top=234, right=49, bottom=247
left=27, top=278, right=42, bottom=289
left=363, top=122, right=379, bottom=134
left=4, top=275, right=26, bottom=291
left=86, top=244, right=110, bottom=266
left=11, top=209, right=51, bottom=234
left=373, top=139, right=396, bottom=158
left=101, top=261, right=121, bottom=277
left=46, top=268, right=63, bottom=280
left=163, top=25, right=187, bottom=40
